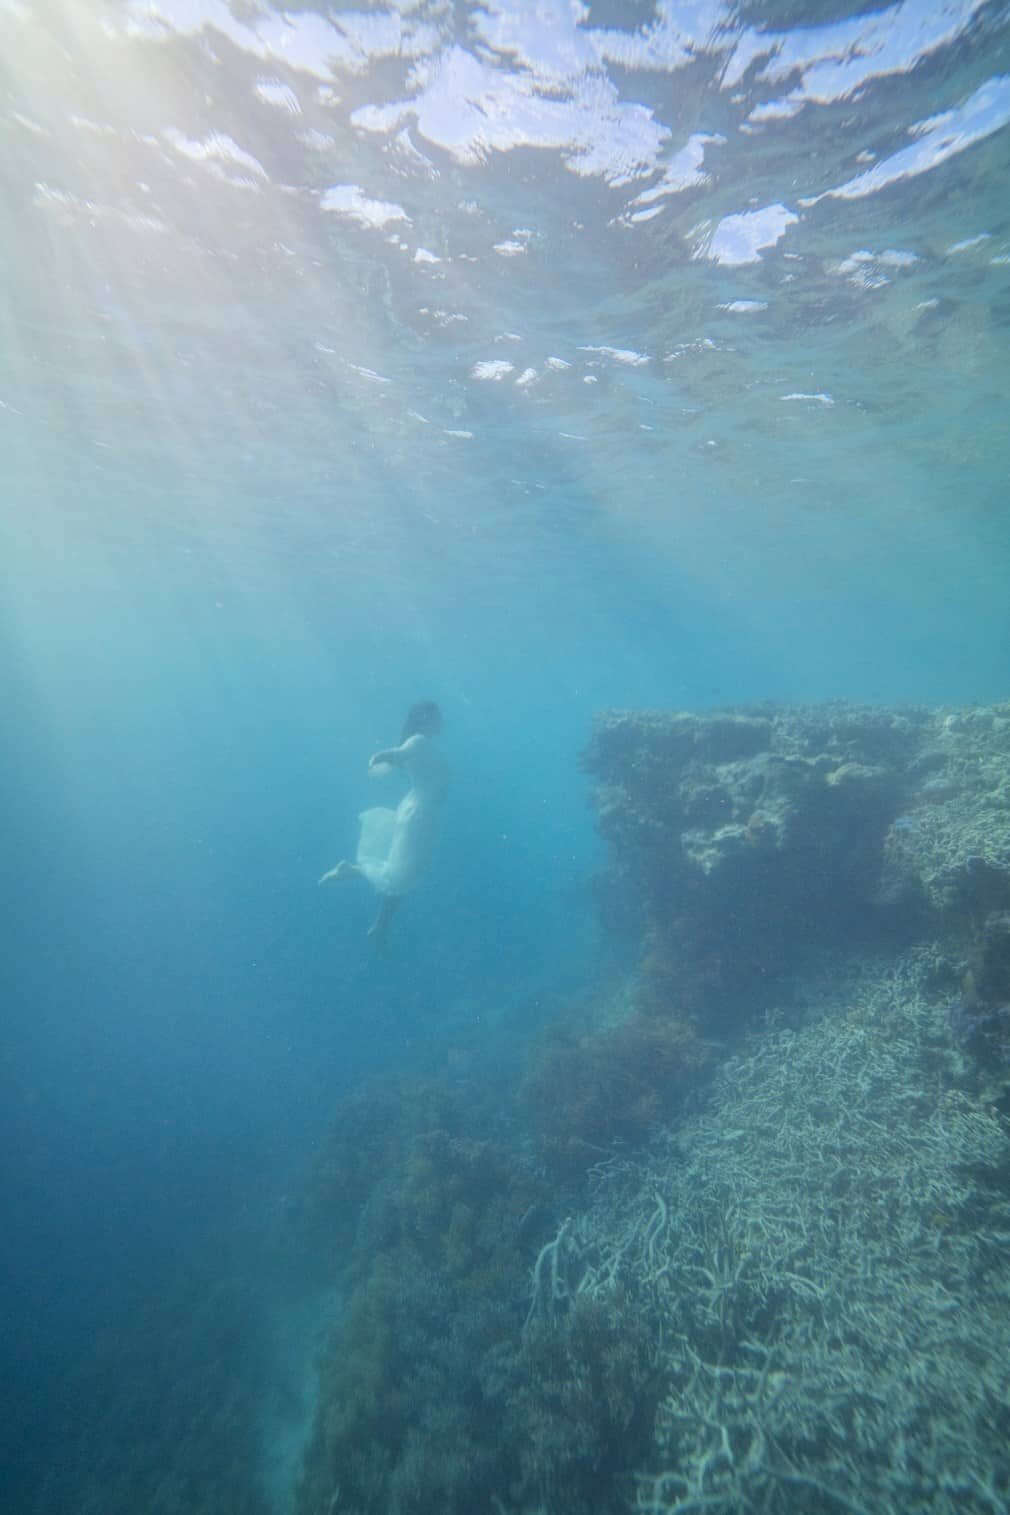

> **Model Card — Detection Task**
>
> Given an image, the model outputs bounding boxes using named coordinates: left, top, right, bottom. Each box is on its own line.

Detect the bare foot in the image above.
left=318, top=861, right=356, bottom=884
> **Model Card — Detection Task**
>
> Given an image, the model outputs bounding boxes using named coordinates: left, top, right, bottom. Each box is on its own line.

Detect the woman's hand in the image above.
left=369, top=749, right=396, bottom=771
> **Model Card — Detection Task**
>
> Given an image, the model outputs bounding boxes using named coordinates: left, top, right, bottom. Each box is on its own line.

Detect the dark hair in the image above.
left=401, top=700, right=443, bottom=742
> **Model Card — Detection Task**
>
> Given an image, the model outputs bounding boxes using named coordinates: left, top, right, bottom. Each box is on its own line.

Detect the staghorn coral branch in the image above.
left=531, top=946, right=1010, bottom=1515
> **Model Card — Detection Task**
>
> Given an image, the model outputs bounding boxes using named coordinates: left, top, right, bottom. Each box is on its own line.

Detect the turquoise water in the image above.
left=2, top=1, right=1010, bottom=1511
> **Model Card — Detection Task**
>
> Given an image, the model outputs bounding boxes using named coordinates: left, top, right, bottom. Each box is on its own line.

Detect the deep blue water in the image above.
left=2, top=0, right=1010, bottom=1508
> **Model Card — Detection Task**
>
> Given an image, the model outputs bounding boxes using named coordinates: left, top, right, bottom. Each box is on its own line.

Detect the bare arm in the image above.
left=369, top=747, right=403, bottom=771
left=368, top=734, right=423, bottom=772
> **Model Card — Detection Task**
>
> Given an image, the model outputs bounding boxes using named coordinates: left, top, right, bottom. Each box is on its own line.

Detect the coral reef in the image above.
left=889, top=706, right=1010, bottom=916
left=293, top=698, right=1010, bottom=1515
left=295, top=1069, right=659, bottom=1515
left=522, top=1007, right=710, bottom=1178
left=583, top=700, right=1010, bottom=1037
left=306, top=1074, right=465, bottom=1254
left=950, top=908, right=1010, bottom=1066
left=541, top=946, right=1010, bottom=1514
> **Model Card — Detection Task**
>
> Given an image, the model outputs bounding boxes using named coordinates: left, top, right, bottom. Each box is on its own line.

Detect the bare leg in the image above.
left=318, top=860, right=361, bottom=885
left=367, top=894, right=401, bottom=948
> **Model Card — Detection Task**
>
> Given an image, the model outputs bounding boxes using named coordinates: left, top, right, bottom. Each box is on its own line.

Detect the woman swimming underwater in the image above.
left=319, top=700, right=450, bottom=947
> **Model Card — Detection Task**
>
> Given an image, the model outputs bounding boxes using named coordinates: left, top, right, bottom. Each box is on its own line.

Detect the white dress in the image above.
left=355, top=734, right=450, bottom=897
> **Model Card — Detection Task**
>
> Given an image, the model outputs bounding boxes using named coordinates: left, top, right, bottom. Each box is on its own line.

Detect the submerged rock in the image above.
left=583, top=700, right=1010, bottom=1036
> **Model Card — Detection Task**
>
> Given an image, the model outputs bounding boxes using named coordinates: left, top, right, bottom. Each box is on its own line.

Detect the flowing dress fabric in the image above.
left=355, top=735, right=450, bottom=896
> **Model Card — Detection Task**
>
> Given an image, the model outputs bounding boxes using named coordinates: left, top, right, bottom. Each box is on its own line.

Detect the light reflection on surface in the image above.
left=2, top=0, right=1009, bottom=627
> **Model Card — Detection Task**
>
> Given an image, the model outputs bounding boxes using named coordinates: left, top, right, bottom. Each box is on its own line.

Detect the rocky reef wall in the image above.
left=582, top=700, right=1010, bottom=1046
